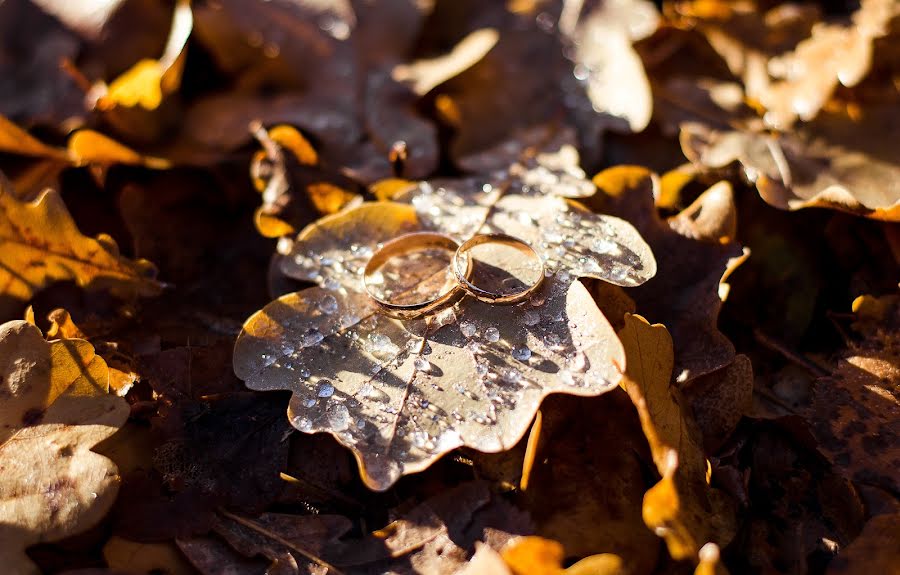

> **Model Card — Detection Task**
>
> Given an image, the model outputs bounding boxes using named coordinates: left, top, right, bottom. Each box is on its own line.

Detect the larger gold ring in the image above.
left=453, top=233, right=544, bottom=304
left=363, top=232, right=468, bottom=320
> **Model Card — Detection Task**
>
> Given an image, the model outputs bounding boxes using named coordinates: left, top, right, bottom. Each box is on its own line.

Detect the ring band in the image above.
left=452, top=233, right=544, bottom=304
left=363, top=232, right=468, bottom=320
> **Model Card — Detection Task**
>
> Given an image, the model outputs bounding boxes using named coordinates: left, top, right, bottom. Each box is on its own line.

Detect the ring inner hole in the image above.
left=368, top=247, right=456, bottom=305
left=460, top=242, right=542, bottom=297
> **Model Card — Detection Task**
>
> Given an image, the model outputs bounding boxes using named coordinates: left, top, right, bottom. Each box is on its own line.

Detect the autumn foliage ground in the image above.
left=0, top=1, right=898, bottom=574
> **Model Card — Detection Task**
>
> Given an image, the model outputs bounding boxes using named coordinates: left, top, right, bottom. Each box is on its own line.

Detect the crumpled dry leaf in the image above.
left=618, top=314, right=736, bottom=561
left=591, top=166, right=748, bottom=382
left=681, top=106, right=900, bottom=221
left=178, top=481, right=529, bottom=575
left=88, top=0, right=193, bottom=142
left=250, top=123, right=361, bottom=238
left=0, top=320, right=129, bottom=574
left=0, top=177, right=161, bottom=320
left=235, top=135, right=656, bottom=490
left=805, top=294, right=899, bottom=493
left=392, top=28, right=500, bottom=97
left=759, top=0, right=899, bottom=129
left=558, top=0, right=659, bottom=133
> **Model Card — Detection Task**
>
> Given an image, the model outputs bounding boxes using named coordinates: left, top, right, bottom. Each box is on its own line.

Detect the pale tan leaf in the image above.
left=0, top=320, right=129, bottom=575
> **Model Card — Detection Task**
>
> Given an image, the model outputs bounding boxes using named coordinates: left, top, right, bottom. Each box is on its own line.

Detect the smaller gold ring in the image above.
left=453, top=233, right=544, bottom=304
left=363, top=232, right=468, bottom=320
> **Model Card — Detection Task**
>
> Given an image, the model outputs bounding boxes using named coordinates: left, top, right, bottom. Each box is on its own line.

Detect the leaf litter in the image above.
left=0, top=0, right=898, bottom=573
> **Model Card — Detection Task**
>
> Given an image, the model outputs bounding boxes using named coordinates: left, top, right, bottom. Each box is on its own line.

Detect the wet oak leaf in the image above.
left=237, top=140, right=656, bottom=490
left=0, top=180, right=161, bottom=319
left=0, top=320, right=129, bottom=575
left=618, top=314, right=736, bottom=561
left=591, top=166, right=748, bottom=382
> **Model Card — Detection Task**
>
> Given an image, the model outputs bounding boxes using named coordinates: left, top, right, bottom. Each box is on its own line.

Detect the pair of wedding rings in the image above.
left=363, top=232, right=544, bottom=320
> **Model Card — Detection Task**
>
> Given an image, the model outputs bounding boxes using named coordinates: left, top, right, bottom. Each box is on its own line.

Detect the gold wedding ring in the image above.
left=453, top=233, right=544, bottom=304
left=363, top=232, right=469, bottom=320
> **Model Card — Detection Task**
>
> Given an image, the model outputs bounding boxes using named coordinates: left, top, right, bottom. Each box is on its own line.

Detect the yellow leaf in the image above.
left=308, top=182, right=359, bottom=215
left=268, top=125, right=318, bottom=166
left=0, top=181, right=162, bottom=315
left=68, top=130, right=170, bottom=169
left=0, top=320, right=128, bottom=574
left=502, top=536, right=565, bottom=575
left=95, top=0, right=192, bottom=112
left=618, top=314, right=736, bottom=561
left=0, top=115, right=69, bottom=161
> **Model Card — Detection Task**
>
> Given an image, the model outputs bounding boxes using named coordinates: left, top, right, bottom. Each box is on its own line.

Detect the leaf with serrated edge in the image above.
left=0, top=179, right=161, bottom=317
left=0, top=320, right=129, bottom=574
left=236, top=135, right=655, bottom=490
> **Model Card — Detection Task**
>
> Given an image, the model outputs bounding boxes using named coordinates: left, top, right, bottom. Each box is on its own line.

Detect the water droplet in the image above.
left=567, top=352, right=587, bottom=372
left=295, top=416, right=313, bottom=432
left=414, top=357, right=431, bottom=372
left=484, top=327, right=500, bottom=342
left=512, top=347, right=532, bottom=361
left=302, top=329, right=324, bottom=347
left=279, top=341, right=295, bottom=355
left=359, top=383, right=389, bottom=402
left=317, top=381, right=335, bottom=398
left=467, top=340, right=483, bottom=354
left=543, top=333, right=562, bottom=349
left=556, top=270, right=572, bottom=284
left=323, top=276, right=341, bottom=291
left=592, top=238, right=621, bottom=255
left=356, top=418, right=366, bottom=429
left=327, top=404, right=350, bottom=431
left=502, top=368, right=522, bottom=384
left=475, top=360, right=489, bottom=376
left=460, top=320, right=477, bottom=338
left=530, top=294, right=546, bottom=307
left=318, top=294, right=338, bottom=314
left=367, top=333, right=399, bottom=358
left=299, top=367, right=311, bottom=378
left=260, top=353, right=277, bottom=367
left=302, top=398, right=316, bottom=408
left=522, top=309, right=540, bottom=326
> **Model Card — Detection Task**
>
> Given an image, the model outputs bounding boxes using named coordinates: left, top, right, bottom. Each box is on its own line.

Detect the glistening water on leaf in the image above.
left=234, top=134, right=657, bottom=490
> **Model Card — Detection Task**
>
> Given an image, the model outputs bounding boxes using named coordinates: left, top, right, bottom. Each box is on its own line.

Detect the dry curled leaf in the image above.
left=392, top=28, right=500, bottom=97
left=0, top=320, right=129, bottom=574
left=681, top=107, right=900, bottom=221
left=179, top=481, right=527, bottom=575
left=89, top=0, right=193, bottom=142
left=559, top=0, right=659, bottom=133
left=759, top=0, right=899, bottom=129
left=591, top=166, right=748, bottom=382
left=618, top=314, right=736, bottom=561
left=235, top=136, right=656, bottom=490
left=0, top=178, right=161, bottom=320
left=250, top=123, right=360, bottom=238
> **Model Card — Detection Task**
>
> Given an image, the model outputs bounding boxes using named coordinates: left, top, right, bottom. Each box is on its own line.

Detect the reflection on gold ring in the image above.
left=452, top=233, right=544, bottom=305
